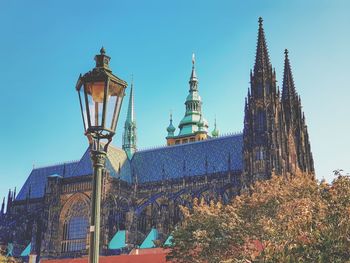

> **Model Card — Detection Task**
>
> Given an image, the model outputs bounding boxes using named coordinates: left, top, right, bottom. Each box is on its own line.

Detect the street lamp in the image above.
left=75, top=47, right=127, bottom=263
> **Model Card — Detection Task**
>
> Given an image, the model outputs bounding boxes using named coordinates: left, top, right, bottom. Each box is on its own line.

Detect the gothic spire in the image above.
left=1, top=197, right=5, bottom=214
left=7, top=189, right=11, bottom=209
left=244, top=97, right=250, bottom=129
left=281, top=49, right=300, bottom=131
left=189, top=53, right=198, bottom=91
left=123, top=77, right=137, bottom=160
left=282, top=49, right=297, bottom=102
left=126, top=76, right=135, bottom=124
left=254, top=17, right=271, bottom=75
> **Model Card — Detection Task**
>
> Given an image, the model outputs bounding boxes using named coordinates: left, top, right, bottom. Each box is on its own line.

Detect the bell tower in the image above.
left=243, top=18, right=287, bottom=183
left=281, top=49, right=314, bottom=174
left=166, top=54, right=209, bottom=146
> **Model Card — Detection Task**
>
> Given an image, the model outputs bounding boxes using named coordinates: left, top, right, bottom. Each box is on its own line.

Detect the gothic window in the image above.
left=60, top=196, right=89, bottom=254
left=112, top=200, right=128, bottom=230
left=256, top=111, right=266, bottom=132
left=68, top=217, right=87, bottom=240
left=151, top=206, right=159, bottom=228
left=61, top=216, right=88, bottom=252
left=257, top=84, right=263, bottom=97
left=138, top=210, right=148, bottom=235
left=255, top=148, right=265, bottom=160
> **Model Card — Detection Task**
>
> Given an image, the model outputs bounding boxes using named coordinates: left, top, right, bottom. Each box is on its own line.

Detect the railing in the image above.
left=62, top=181, right=92, bottom=193
left=61, top=239, right=86, bottom=253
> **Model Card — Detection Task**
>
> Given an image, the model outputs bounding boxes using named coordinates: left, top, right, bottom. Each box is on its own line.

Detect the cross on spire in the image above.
left=189, top=53, right=198, bottom=88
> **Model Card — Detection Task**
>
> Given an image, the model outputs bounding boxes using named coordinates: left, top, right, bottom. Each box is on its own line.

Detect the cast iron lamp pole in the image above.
left=75, top=47, right=127, bottom=263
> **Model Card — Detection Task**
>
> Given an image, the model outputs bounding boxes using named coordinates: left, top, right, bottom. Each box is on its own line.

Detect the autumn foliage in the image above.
left=0, top=253, right=21, bottom=263
left=168, top=171, right=350, bottom=263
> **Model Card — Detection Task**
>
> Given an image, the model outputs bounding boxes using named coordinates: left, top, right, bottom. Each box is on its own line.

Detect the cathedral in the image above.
left=0, top=18, right=314, bottom=260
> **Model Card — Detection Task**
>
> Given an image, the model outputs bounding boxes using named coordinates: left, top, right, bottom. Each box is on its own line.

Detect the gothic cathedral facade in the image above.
left=0, top=18, right=314, bottom=260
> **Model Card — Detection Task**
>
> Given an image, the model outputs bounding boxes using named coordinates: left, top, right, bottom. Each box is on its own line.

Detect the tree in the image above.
left=168, top=171, right=350, bottom=263
left=0, top=247, right=22, bottom=263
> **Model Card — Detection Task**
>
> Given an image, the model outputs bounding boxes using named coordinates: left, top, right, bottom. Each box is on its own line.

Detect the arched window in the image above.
left=257, top=84, right=263, bottom=97
left=62, top=216, right=88, bottom=252
left=137, top=209, right=148, bottom=235
left=60, top=194, right=90, bottom=255
left=256, top=111, right=266, bottom=132
left=109, top=199, right=128, bottom=231
left=255, top=148, right=265, bottom=160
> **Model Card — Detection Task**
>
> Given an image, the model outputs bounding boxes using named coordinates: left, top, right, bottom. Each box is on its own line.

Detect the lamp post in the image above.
left=75, top=47, right=127, bottom=263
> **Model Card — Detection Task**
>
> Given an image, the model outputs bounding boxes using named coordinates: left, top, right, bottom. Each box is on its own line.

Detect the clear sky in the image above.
left=0, top=0, right=349, bottom=200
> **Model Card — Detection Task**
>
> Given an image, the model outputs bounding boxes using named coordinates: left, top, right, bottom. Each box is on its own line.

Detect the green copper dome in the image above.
left=198, top=114, right=205, bottom=132
left=211, top=118, right=219, bottom=137
left=167, top=114, right=176, bottom=137
left=211, top=129, right=219, bottom=137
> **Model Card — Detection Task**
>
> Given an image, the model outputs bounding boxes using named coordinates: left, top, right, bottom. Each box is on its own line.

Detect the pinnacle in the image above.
left=282, top=49, right=297, bottom=101
left=253, top=17, right=271, bottom=75
left=190, top=54, right=198, bottom=83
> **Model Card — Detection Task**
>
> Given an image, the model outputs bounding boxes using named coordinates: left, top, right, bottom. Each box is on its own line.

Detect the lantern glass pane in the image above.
left=85, top=82, right=105, bottom=127
left=105, top=81, right=124, bottom=132
left=110, top=81, right=125, bottom=131
left=105, top=95, right=117, bottom=132
left=90, top=82, right=105, bottom=103
left=78, top=87, right=87, bottom=132
left=111, top=96, right=123, bottom=131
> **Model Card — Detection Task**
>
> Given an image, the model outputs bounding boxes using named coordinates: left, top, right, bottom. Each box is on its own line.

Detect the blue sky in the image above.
left=0, top=0, right=349, bottom=200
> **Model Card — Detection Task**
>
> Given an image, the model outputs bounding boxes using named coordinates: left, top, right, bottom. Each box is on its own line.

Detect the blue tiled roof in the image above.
left=16, top=161, right=78, bottom=200
left=72, top=146, right=131, bottom=183
left=131, top=134, right=243, bottom=183
left=16, top=146, right=130, bottom=200
left=16, top=134, right=243, bottom=200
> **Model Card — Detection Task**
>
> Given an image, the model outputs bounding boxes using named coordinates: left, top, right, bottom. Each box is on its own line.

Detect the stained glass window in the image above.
left=61, top=216, right=88, bottom=252
left=256, top=111, right=266, bottom=132
left=68, top=216, right=88, bottom=240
